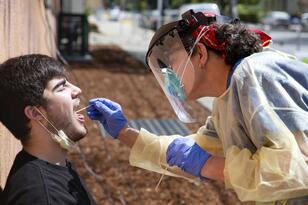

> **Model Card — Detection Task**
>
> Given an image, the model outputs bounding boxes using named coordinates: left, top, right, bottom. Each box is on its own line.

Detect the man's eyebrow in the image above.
left=52, top=79, right=66, bottom=91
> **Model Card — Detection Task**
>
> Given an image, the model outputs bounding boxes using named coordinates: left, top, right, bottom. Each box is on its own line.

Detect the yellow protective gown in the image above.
left=129, top=48, right=308, bottom=204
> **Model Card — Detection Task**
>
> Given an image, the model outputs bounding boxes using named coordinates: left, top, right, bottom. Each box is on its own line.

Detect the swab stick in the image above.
left=155, top=174, right=165, bottom=192
left=155, top=166, right=168, bottom=192
left=76, top=105, right=92, bottom=113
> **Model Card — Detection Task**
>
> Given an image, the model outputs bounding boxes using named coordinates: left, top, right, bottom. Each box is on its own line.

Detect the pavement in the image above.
left=89, top=17, right=308, bottom=112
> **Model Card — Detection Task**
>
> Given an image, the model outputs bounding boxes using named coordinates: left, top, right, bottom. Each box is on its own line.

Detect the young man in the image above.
left=0, top=54, right=97, bottom=205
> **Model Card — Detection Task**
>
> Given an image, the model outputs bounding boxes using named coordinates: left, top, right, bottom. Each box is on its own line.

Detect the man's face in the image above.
left=42, top=77, right=87, bottom=142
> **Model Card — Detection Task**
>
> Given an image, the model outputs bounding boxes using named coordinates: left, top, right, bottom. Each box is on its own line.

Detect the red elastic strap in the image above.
left=192, top=25, right=272, bottom=52
left=192, top=24, right=225, bottom=51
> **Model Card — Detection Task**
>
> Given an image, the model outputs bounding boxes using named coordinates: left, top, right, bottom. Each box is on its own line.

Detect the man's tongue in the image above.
left=76, top=113, right=85, bottom=122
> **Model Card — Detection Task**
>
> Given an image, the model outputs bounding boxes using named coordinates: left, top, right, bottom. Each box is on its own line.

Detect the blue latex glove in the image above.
left=167, top=137, right=211, bottom=178
left=86, top=98, right=127, bottom=139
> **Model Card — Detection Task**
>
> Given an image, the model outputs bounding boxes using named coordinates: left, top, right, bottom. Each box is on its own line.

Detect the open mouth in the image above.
left=73, top=99, right=85, bottom=123
left=76, top=113, right=85, bottom=122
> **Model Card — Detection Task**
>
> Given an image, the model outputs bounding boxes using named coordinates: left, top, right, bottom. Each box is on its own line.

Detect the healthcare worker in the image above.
left=87, top=10, right=308, bottom=205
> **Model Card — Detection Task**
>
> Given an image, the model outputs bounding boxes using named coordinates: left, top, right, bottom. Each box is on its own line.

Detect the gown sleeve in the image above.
left=128, top=117, right=224, bottom=183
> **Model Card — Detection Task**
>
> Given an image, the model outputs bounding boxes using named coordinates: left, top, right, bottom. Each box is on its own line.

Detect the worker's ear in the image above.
left=24, top=106, right=44, bottom=120
left=196, top=43, right=208, bottom=68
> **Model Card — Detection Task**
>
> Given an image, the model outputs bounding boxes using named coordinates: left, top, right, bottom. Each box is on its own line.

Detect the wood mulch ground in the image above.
left=67, top=45, right=251, bottom=205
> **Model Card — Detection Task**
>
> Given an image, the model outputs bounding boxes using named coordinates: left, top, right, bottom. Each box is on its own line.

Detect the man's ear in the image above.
left=24, top=106, right=44, bottom=120
left=196, top=43, right=208, bottom=68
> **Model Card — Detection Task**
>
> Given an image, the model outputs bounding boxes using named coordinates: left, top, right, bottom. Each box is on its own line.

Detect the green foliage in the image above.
left=110, top=0, right=220, bottom=11
left=89, top=23, right=99, bottom=32
left=170, top=0, right=215, bottom=9
left=237, top=3, right=264, bottom=23
left=138, top=1, right=147, bottom=10
left=238, top=0, right=261, bottom=4
left=125, top=0, right=147, bottom=10
left=170, top=0, right=184, bottom=8
left=303, top=58, right=308, bottom=64
left=84, top=7, right=92, bottom=16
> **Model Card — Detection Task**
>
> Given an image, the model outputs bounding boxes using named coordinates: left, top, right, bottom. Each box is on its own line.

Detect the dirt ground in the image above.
left=67, top=46, right=251, bottom=205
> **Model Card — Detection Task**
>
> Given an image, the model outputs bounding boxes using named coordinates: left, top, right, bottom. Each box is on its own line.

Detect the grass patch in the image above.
left=303, top=58, right=308, bottom=64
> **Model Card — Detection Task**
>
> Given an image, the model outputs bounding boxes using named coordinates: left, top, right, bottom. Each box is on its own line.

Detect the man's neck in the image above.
left=23, top=134, right=68, bottom=166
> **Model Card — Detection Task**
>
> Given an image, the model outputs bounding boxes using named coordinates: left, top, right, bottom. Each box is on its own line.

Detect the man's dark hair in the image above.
left=0, top=54, right=66, bottom=142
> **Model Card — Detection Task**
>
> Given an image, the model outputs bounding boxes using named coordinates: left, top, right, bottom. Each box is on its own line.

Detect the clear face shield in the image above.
left=146, top=10, right=246, bottom=123
left=146, top=29, right=199, bottom=123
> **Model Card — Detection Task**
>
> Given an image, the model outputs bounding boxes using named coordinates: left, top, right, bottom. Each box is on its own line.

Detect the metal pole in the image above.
left=230, top=0, right=239, bottom=18
left=157, top=0, right=163, bottom=30
left=296, top=26, right=301, bottom=51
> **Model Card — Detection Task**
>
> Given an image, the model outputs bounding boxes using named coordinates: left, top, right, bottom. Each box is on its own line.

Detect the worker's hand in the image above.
left=167, top=137, right=211, bottom=178
left=87, top=98, right=128, bottom=139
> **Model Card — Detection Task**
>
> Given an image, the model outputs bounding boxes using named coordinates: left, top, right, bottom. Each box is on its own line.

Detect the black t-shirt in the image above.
left=0, top=150, right=97, bottom=205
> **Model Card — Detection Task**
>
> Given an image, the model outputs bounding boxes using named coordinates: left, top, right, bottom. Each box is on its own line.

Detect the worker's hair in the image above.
left=0, top=54, right=66, bottom=142
left=183, top=23, right=263, bottom=66
left=214, top=23, right=263, bottom=65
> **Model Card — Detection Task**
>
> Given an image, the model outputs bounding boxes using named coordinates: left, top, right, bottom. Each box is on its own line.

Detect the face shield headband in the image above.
left=182, top=10, right=272, bottom=52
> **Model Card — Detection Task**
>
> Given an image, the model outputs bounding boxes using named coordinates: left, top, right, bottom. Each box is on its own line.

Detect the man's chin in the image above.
left=68, top=126, right=88, bottom=142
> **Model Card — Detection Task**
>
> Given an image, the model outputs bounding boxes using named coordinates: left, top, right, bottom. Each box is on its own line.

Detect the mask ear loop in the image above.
left=34, top=107, right=60, bottom=133
left=34, top=107, right=75, bottom=150
left=36, top=119, right=58, bottom=137
left=179, top=26, right=207, bottom=83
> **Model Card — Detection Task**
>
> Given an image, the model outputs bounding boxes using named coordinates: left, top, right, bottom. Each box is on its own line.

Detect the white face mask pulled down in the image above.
left=35, top=107, right=75, bottom=150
